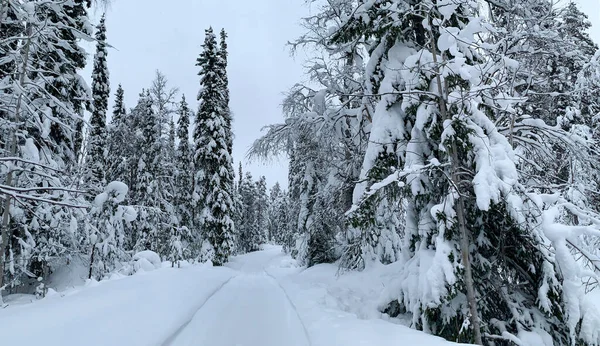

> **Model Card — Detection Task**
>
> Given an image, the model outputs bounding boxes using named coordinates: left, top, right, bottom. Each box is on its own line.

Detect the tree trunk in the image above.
left=88, top=245, right=96, bottom=279
left=0, top=24, right=33, bottom=302
left=429, top=32, right=483, bottom=345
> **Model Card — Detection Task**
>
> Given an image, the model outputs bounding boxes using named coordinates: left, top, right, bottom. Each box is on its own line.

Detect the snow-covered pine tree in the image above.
left=284, top=143, right=303, bottom=254
left=217, top=29, right=233, bottom=155
left=88, top=182, right=135, bottom=280
left=0, top=0, right=93, bottom=294
left=86, top=14, right=110, bottom=193
left=250, top=0, right=372, bottom=266
left=106, top=85, right=133, bottom=196
left=175, top=95, right=194, bottom=234
left=267, top=182, right=286, bottom=242
left=193, top=27, right=235, bottom=265
left=237, top=172, right=258, bottom=253
left=230, top=162, right=245, bottom=254
left=254, top=176, right=269, bottom=245
left=131, top=90, right=171, bottom=254
left=330, top=0, right=600, bottom=344
left=33, top=0, right=92, bottom=166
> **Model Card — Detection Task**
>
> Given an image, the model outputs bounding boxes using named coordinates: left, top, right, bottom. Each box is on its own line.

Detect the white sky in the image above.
left=85, top=0, right=309, bottom=188
left=85, top=0, right=600, bottom=189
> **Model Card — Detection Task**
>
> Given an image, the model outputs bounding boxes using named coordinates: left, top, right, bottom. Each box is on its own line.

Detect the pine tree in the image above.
left=175, top=95, right=193, bottom=231
left=33, top=0, right=93, bottom=165
left=86, top=14, right=110, bottom=192
left=218, top=29, right=233, bottom=155
left=0, top=0, right=94, bottom=293
left=267, top=183, right=291, bottom=245
left=331, top=0, right=591, bottom=343
left=231, top=162, right=245, bottom=253
left=238, top=172, right=258, bottom=253
left=267, top=182, right=283, bottom=242
left=131, top=91, right=169, bottom=253
left=106, top=84, right=134, bottom=195
left=88, top=182, right=133, bottom=280
left=193, top=27, right=235, bottom=265
left=254, top=176, right=269, bottom=244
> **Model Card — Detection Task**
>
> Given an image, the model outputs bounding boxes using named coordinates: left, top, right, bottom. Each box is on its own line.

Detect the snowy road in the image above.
left=166, top=250, right=310, bottom=346
left=0, top=246, right=466, bottom=346
left=167, top=274, right=310, bottom=346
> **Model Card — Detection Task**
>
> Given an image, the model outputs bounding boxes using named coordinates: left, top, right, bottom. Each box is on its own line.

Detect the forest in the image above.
left=3, top=0, right=600, bottom=345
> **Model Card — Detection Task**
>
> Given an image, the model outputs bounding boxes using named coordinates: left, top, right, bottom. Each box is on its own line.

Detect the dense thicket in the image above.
left=251, top=1, right=600, bottom=345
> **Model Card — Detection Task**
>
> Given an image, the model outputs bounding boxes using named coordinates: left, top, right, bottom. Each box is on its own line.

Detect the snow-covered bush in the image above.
left=88, top=182, right=137, bottom=280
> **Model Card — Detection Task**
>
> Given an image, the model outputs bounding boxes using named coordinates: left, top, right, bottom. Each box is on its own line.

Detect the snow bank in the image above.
left=264, top=247, right=467, bottom=346
left=0, top=264, right=235, bottom=346
left=132, top=250, right=162, bottom=272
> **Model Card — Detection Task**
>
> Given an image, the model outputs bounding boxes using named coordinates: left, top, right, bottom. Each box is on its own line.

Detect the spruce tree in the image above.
left=175, top=95, right=193, bottom=233
left=218, top=29, right=233, bottom=155
left=0, top=0, right=94, bottom=292
left=238, top=172, right=258, bottom=253
left=193, top=27, right=235, bottom=265
left=33, top=0, right=92, bottom=165
left=106, top=84, right=130, bottom=187
left=267, top=182, right=283, bottom=242
left=132, top=91, right=168, bottom=252
left=86, top=14, right=110, bottom=192
left=255, top=176, right=269, bottom=244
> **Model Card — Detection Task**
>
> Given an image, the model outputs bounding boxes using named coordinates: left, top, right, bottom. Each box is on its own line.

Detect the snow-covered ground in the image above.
left=0, top=246, right=467, bottom=346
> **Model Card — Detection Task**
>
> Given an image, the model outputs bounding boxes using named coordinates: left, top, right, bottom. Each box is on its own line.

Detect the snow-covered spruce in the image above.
left=193, top=27, right=235, bottom=266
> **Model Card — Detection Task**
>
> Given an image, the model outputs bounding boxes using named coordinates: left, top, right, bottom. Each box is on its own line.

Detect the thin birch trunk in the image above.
left=429, top=29, right=483, bottom=345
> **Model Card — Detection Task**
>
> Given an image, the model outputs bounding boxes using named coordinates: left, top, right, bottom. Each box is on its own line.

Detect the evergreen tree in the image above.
left=86, top=14, right=110, bottom=192
left=0, top=0, right=94, bottom=293
left=88, top=182, right=134, bottom=280
left=34, top=0, right=93, bottom=165
left=238, top=172, right=258, bottom=253
left=267, top=182, right=283, bottom=242
left=175, top=96, right=193, bottom=232
left=106, top=85, right=132, bottom=190
left=193, top=27, right=235, bottom=265
left=332, top=0, right=588, bottom=343
left=267, top=183, right=291, bottom=245
left=131, top=91, right=170, bottom=253
left=254, top=176, right=269, bottom=244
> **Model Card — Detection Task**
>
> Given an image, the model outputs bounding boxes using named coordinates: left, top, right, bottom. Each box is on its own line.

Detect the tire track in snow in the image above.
left=263, top=269, right=313, bottom=346
left=160, top=275, right=237, bottom=346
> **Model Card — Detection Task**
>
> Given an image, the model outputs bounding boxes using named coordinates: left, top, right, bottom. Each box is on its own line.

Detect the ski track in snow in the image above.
left=160, top=275, right=238, bottom=346
left=167, top=250, right=310, bottom=346
left=263, top=269, right=313, bottom=346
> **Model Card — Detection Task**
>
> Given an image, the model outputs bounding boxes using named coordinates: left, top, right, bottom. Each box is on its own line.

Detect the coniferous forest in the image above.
left=3, top=1, right=600, bottom=345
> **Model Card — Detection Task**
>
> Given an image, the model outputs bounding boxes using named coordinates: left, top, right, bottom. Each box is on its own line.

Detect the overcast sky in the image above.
left=84, top=0, right=600, bottom=189
left=85, top=0, right=309, bottom=188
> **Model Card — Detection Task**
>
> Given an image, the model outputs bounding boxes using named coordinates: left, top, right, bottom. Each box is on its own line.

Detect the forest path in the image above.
left=166, top=248, right=310, bottom=346
left=0, top=246, right=468, bottom=346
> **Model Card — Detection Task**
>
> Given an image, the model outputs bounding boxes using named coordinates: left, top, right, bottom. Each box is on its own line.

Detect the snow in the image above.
left=133, top=250, right=162, bottom=271
left=0, top=264, right=234, bottom=346
left=21, top=138, right=40, bottom=163
left=0, top=246, right=468, bottom=346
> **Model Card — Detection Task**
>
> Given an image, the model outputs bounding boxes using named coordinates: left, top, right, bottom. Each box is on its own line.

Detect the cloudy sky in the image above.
left=85, top=0, right=600, bottom=188
left=85, top=0, right=310, bottom=187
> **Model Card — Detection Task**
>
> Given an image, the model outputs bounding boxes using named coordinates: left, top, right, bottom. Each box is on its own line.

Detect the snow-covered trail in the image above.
left=0, top=246, right=468, bottom=346
left=0, top=263, right=236, bottom=346
left=167, top=249, right=310, bottom=346
left=168, top=274, right=309, bottom=346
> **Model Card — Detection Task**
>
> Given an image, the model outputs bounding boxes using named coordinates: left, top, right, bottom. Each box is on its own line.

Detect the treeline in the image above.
left=252, top=1, right=600, bottom=345
left=0, top=0, right=272, bottom=299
